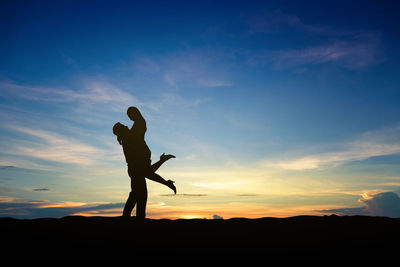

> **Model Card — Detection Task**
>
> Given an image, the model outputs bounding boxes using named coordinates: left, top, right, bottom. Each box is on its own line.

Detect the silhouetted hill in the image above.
left=2, top=215, right=399, bottom=256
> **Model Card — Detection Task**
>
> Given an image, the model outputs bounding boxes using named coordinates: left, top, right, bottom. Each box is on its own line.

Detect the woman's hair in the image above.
left=127, top=106, right=144, bottom=122
left=113, top=122, right=127, bottom=145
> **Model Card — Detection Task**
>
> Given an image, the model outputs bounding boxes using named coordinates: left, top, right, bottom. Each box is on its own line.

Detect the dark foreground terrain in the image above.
left=2, top=215, right=399, bottom=256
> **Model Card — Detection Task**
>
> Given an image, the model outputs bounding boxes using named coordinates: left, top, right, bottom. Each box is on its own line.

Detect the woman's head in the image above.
left=127, top=106, right=142, bottom=121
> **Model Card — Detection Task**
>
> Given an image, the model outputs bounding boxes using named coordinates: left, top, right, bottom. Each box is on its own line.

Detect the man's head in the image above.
left=113, top=122, right=129, bottom=137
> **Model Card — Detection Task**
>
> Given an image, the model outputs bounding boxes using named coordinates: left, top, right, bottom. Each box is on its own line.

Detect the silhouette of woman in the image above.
left=113, top=107, right=176, bottom=219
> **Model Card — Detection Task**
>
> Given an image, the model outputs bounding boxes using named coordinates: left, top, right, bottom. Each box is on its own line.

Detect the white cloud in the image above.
left=272, top=143, right=400, bottom=170
left=319, top=191, right=400, bottom=218
left=360, top=191, right=400, bottom=217
left=273, top=34, right=381, bottom=70
left=161, top=49, right=233, bottom=88
left=197, top=79, right=232, bottom=88
left=248, top=33, right=382, bottom=70
left=212, top=214, right=224, bottom=219
left=248, top=10, right=326, bottom=34
left=272, top=156, right=322, bottom=170
left=0, top=81, right=78, bottom=102
left=245, top=10, right=382, bottom=70
left=7, top=126, right=105, bottom=166
left=248, top=10, right=356, bottom=36
left=194, top=181, right=245, bottom=189
left=0, top=196, right=125, bottom=218
left=133, top=56, right=161, bottom=73
left=0, top=78, right=145, bottom=130
left=0, top=78, right=141, bottom=112
left=78, top=79, right=141, bottom=111
left=264, top=125, right=400, bottom=170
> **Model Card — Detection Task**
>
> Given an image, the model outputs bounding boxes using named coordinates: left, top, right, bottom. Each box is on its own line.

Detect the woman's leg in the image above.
left=146, top=172, right=176, bottom=194
left=145, top=154, right=177, bottom=193
left=150, top=153, right=175, bottom=173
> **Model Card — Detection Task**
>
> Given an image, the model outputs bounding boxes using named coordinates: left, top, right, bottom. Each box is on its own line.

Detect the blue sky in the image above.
left=1, top=0, right=400, bottom=219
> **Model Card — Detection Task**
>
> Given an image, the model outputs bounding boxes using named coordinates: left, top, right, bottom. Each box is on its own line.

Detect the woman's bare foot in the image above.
left=160, top=153, right=176, bottom=162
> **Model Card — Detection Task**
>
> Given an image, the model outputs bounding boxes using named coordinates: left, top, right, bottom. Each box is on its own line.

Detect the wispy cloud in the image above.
left=263, top=125, right=400, bottom=170
left=0, top=196, right=178, bottom=218
left=270, top=143, right=400, bottom=170
left=0, top=77, right=212, bottom=171
left=148, top=92, right=211, bottom=112
left=0, top=79, right=141, bottom=113
left=160, top=194, right=208, bottom=197
left=248, top=32, right=382, bottom=70
left=0, top=81, right=78, bottom=102
left=78, top=79, right=142, bottom=112
left=0, top=165, right=14, bottom=170
left=129, top=49, right=234, bottom=89
left=244, top=10, right=383, bottom=71
left=286, top=35, right=379, bottom=69
left=7, top=126, right=105, bottom=166
left=0, top=197, right=124, bottom=218
left=32, top=188, right=49, bottom=192
left=248, top=10, right=351, bottom=36
left=133, top=56, right=161, bottom=73
left=161, top=49, right=233, bottom=88
left=0, top=158, right=50, bottom=171
left=0, top=78, right=140, bottom=169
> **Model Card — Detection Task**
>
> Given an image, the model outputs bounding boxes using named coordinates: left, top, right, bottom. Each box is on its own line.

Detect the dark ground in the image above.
left=2, top=215, right=399, bottom=257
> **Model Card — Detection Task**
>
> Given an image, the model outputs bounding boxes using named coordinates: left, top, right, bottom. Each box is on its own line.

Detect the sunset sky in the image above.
left=1, top=0, right=400, bottom=219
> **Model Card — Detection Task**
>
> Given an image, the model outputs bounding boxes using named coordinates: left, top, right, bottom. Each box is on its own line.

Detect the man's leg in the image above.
left=122, top=191, right=135, bottom=217
left=135, top=176, right=148, bottom=219
left=123, top=169, right=137, bottom=218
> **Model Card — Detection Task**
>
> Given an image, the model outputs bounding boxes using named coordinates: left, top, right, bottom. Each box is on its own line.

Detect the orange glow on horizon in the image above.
left=79, top=205, right=335, bottom=220
left=35, top=201, right=87, bottom=209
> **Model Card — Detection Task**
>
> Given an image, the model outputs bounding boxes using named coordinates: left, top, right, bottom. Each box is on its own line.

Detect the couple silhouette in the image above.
left=113, top=107, right=176, bottom=219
